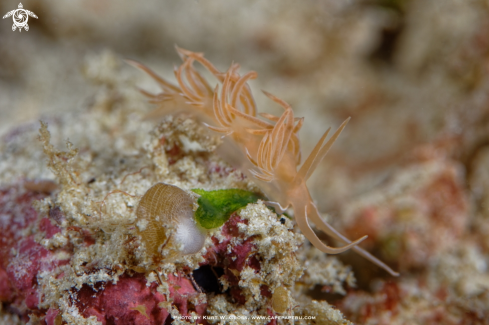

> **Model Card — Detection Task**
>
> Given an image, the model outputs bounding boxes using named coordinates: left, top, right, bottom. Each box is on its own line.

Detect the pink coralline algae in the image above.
left=0, top=185, right=276, bottom=324
left=0, top=184, right=67, bottom=321
left=8, top=237, right=65, bottom=310
left=202, top=213, right=270, bottom=304
left=0, top=183, right=208, bottom=324
left=74, top=273, right=205, bottom=325
left=70, top=212, right=282, bottom=324
left=341, top=159, right=469, bottom=271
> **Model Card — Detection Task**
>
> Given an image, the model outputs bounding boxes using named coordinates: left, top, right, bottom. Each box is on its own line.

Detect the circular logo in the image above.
left=14, top=10, right=28, bottom=27
left=2, top=3, right=38, bottom=32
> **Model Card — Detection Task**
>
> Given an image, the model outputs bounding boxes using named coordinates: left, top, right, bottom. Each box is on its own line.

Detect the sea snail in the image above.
left=135, top=183, right=206, bottom=257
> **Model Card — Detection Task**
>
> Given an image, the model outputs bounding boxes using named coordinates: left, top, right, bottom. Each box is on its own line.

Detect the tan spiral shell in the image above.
left=136, top=183, right=197, bottom=256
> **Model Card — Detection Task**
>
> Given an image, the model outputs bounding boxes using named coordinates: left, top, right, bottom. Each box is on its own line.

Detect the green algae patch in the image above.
left=192, top=189, right=266, bottom=229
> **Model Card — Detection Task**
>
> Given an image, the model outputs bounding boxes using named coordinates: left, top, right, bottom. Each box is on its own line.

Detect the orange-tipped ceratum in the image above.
left=246, top=107, right=399, bottom=276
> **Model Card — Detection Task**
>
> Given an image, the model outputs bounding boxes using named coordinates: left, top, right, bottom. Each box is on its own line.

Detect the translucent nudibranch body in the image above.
left=131, top=48, right=399, bottom=276
left=136, top=183, right=206, bottom=256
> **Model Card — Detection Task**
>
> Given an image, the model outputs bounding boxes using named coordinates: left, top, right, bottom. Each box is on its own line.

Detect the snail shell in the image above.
left=136, top=183, right=206, bottom=256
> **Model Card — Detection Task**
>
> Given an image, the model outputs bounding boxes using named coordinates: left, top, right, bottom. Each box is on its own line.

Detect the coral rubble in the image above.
left=0, top=53, right=353, bottom=324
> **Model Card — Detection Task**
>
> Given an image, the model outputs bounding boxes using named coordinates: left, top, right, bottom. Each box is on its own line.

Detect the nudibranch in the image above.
left=130, top=48, right=399, bottom=276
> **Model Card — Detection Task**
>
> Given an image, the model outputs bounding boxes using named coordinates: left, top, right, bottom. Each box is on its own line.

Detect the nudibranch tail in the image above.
left=294, top=205, right=368, bottom=255
left=307, top=201, right=400, bottom=277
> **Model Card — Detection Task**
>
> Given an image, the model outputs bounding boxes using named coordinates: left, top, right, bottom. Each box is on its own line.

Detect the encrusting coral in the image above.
left=130, top=47, right=399, bottom=277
